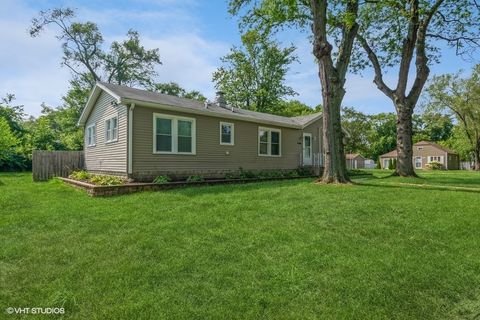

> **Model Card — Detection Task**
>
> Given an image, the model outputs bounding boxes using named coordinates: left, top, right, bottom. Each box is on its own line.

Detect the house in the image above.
left=346, top=153, right=366, bottom=169
left=379, top=141, right=460, bottom=170
left=78, top=82, right=325, bottom=181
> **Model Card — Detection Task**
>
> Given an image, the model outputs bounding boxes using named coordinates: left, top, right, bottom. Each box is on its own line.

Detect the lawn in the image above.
left=1, top=171, right=480, bottom=319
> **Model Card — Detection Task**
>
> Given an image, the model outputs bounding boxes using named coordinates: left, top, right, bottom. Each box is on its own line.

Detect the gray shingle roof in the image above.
left=97, top=82, right=322, bottom=128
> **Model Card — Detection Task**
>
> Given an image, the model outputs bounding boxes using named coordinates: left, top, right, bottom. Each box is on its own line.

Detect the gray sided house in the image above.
left=78, top=83, right=325, bottom=181
left=379, top=141, right=460, bottom=170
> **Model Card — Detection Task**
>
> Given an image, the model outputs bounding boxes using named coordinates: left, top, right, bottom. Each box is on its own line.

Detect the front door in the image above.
left=303, top=133, right=312, bottom=165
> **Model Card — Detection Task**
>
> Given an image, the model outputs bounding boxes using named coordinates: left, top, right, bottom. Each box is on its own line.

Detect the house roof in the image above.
left=345, top=153, right=364, bottom=160
left=379, top=150, right=398, bottom=158
left=415, top=140, right=457, bottom=154
left=77, top=82, right=323, bottom=129
left=379, top=141, right=458, bottom=158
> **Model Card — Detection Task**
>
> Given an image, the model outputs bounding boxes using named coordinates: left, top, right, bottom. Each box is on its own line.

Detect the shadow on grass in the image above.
left=172, top=177, right=318, bottom=197
left=352, top=180, right=480, bottom=194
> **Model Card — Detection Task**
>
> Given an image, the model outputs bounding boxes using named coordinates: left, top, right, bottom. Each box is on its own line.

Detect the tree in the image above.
left=367, top=113, right=397, bottom=161
left=29, top=8, right=161, bottom=89
left=275, top=100, right=319, bottom=117
left=212, top=30, right=298, bottom=113
left=426, top=65, right=480, bottom=169
left=342, top=106, right=370, bottom=155
left=229, top=0, right=360, bottom=183
left=354, top=0, right=480, bottom=176
left=151, top=82, right=207, bottom=102
left=413, top=112, right=453, bottom=143
left=0, top=117, right=20, bottom=170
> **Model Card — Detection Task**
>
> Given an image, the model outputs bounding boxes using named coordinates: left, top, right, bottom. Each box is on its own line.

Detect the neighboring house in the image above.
left=346, top=153, right=365, bottom=169
left=78, top=82, right=325, bottom=181
left=364, top=159, right=376, bottom=169
left=379, top=141, right=460, bottom=170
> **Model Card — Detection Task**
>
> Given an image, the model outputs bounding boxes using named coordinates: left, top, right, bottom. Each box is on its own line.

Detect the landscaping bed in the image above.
left=62, top=169, right=317, bottom=196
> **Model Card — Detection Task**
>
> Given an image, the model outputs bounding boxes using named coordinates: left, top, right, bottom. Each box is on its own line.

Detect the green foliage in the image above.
left=69, top=170, right=91, bottom=181
left=153, top=175, right=172, bottom=184
left=186, top=175, right=205, bottom=183
left=275, top=100, right=319, bottom=117
left=89, top=175, right=124, bottom=186
left=295, top=166, right=313, bottom=177
left=375, top=161, right=381, bottom=169
left=212, top=30, right=298, bottom=113
left=0, top=117, right=21, bottom=170
left=238, top=167, right=256, bottom=179
left=392, top=158, right=397, bottom=169
left=257, top=169, right=284, bottom=178
left=150, top=82, right=206, bottom=102
left=425, top=161, right=443, bottom=170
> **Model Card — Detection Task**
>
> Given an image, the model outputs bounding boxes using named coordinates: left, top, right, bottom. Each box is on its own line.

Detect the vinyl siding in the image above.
left=84, top=91, right=128, bottom=173
left=380, top=144, right=459, bottom=169
left=131, top=105, right=320, bottom=179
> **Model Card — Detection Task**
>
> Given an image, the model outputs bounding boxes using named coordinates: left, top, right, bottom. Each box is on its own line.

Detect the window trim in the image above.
left=152, top=113, right=196, bottom=155
left=105, top=115, right=119, bottom=144
left=428, top=156, right=442, bottom=163
left=258, top=126, right=281, bottom=157
left=86, top=123, right=96, bottom=147
left=219, top=121, right=234, bottom=146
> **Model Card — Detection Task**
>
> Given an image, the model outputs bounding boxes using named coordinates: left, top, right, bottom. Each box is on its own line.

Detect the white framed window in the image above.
left=153, top=113, right=196, bottom=154
left=428, top=156, right=442, bottom=163
left=86, top=124, right=96, bottom=147
left=417, top=147, right=424, bottom=150
left=258, top=127, right=281, bottom=157
left=415, top=156, right=422, bottom=168
left=105, top=116, right=118, bottom=143
left=220, top=122, right=234, bottom=145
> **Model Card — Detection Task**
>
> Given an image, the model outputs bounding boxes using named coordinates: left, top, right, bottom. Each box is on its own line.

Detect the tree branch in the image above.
left=356, top=33, right=394, bottom=99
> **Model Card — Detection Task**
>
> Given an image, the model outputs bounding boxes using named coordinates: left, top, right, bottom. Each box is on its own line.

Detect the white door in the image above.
left=303, top=133, right=312, bottom=165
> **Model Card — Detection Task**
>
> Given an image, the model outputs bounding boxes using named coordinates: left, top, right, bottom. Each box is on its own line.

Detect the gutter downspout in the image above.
left=445, top=151, right=448, bottom=170
left=127, top=103, right=135, bottom=176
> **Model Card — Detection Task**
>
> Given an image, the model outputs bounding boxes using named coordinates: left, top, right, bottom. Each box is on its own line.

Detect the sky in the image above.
left=0, top=0, right=478, bottom=117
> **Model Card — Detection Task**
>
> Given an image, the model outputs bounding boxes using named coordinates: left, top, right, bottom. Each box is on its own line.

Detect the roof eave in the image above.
left=77, top=83, right=122, bottom=127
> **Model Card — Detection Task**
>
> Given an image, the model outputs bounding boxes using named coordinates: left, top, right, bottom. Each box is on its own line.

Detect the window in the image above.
left=383, top=159, right=389, bottom=169
left=429, top=156, right=442, bottom=163
left=153, top=113, right=196, bottom=154
left=415, top=156, right=422, bottom=168
left=417, top=147, right=424, bottom=150
left=258, top=127, right=281, bottom=156
left=86, top=124, right=96, bottom=147
left=105, top=116, right=118, bottom=143
left=220, top=122, right=234, bottom=145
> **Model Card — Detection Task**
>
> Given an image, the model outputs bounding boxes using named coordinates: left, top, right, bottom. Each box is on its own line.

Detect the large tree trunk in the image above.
left=394, top=105, right=416, bottom=176
left=320, top=80, right=349, bottom=183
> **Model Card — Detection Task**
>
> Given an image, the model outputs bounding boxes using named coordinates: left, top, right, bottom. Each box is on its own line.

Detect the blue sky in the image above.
left=0, top=0, right=477, bottom=117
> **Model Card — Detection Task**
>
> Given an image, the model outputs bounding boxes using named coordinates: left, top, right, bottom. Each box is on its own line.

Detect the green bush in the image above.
left=257, top=170, right=285, bottom=179
left=186, top=175, right=204, bottom=182
left=225, top=172, right=240, bottom=180
left=286, top=170, right=300, bottom=177
left=89, top=175, right=124, bottom=186
left=425, top=161, right=443, bottom=170
left=153, top=175, right=171, bottom=184
left=295, top=166, right=312, bottom=177
left=375, top=161, right=381, bottom=169
left=238, top=167, right=256, bottom=179
left=69, top=170, right=91, bottom=181
left=392, top=158, right=397, bottom=169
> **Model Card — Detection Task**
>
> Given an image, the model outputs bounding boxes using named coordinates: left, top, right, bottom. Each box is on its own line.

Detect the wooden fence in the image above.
left=32, top=150, right=85, bottom=181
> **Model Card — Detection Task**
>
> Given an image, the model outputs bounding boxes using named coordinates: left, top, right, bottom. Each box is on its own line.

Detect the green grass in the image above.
left=1, top=171, right=480, bottom=319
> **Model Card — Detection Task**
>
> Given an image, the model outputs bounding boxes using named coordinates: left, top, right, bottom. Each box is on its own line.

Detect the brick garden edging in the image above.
left=59, top=176, right=317, bottom=197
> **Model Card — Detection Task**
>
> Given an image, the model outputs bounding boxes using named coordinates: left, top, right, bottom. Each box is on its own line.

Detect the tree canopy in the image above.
left=212, top=30, right=298, bottom=113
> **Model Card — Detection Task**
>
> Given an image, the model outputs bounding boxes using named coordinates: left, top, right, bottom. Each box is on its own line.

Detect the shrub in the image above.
left=153, top=175, right=171, bottom=184
left=286, top=170, right=300, bottom=177
left=238, top=167, right=256, bottom=179
left=186, top=175, right=204, bottom=182
left=392, top=158, right=397, bottom=169
left=89, top=175, right=124, bottom=186
left=225, top=172, right=240, bottom=180
left=295, top=166, right=312, bottom=177
left=375, top=161, right=381, bottom=169
left=425, top=161, right=443, bottom=170
left=69, top=170, right=91, bottom=181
